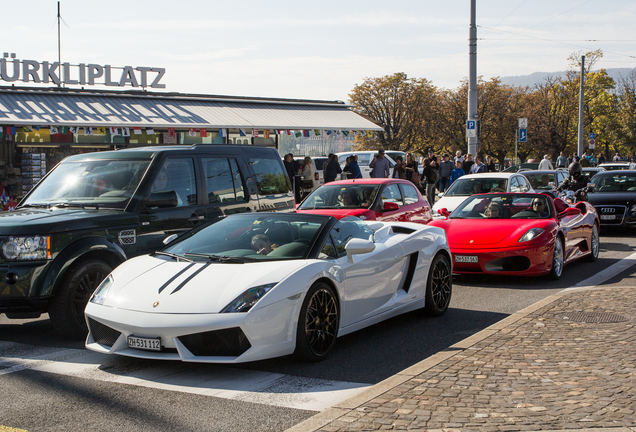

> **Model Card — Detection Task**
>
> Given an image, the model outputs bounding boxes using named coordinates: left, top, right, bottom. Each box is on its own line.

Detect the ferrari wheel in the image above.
left=49, top=259, right=112, bottom=340
left=424, top=253, right=452, bottom=317
left=586, top=224, right=599, bottom=262
left=548, top=237, right=564, bottom=280
left=294, top=282, right=339, bottom=362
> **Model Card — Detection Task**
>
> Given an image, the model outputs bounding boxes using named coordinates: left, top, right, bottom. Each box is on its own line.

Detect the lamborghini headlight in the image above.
left=1, top=236, right=50, bottom=260
left=221, top=283, right=277, bottom=313
left=89, top=274, right=114, bottom=305
left=518, top=228, right=545, bottom=243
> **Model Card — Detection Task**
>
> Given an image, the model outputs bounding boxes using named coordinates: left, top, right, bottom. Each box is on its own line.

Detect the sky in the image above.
left=1, top=0, right=635, bottom=102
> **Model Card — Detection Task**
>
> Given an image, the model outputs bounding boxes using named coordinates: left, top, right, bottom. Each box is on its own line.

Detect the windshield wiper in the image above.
left=17, top=203, right=50, bottom=209
left=153, top=251, right=194, bottom=262
left=51, top=203, right=92, bottom=209
left=184, top=253, right=253, bottom=263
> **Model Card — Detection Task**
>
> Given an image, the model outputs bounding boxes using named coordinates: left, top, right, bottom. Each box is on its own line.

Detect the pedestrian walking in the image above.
left=369, top=149, right=390, bottom=178
left=392, top=156, right=406, bottom=179
left=438, top=153, right=453, bottom=193
left=538, top=155, right=554, bottom=170
left=422, top=158, right=438, bottom=205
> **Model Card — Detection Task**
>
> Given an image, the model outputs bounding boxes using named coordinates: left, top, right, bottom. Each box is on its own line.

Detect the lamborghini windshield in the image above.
left=163, top=213, right=329, bottom=261
left=451, top=194, right=552, bottom=219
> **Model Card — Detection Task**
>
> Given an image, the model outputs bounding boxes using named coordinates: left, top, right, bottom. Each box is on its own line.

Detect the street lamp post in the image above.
left=467, top=0, right=480, bottom=156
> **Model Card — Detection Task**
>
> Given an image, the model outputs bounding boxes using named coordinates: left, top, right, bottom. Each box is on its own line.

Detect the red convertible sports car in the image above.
left=296, top=178, right=432, bottom=224
left=429, top=193, right=599, bottom=279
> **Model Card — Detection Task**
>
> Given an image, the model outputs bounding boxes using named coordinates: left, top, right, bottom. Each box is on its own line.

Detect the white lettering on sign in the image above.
left=0, top=53, right=166, bottom=89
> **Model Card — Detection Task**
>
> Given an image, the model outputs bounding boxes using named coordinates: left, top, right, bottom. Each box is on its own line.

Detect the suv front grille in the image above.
left=178, top=327, right=251, bottom=357
left=88, top=317, right=121, bottom=347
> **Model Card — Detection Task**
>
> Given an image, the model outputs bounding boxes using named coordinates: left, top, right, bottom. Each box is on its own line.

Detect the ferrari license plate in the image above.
left=455, top=255, right=478, bottom=263
left=127, top=335, right=161, bottom=351
left=600, top=215, right=616, bottom=220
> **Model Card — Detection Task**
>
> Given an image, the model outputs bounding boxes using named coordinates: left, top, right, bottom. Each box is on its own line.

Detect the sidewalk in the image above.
left=288, top=275, right=636, bottom=431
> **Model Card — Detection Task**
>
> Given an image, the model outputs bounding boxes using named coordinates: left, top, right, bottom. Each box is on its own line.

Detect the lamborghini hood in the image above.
left=101, top=255, right=307, bottom=314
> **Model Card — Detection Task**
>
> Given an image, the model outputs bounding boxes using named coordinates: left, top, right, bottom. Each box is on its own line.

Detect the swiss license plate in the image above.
left=127, top=335, right=161, bottom=351
left=600, top=214, right=616, bottom=220
left=455, top=255, right=478, bottom=263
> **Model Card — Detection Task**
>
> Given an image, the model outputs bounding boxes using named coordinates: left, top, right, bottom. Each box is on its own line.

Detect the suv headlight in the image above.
left=221, top=283, right=277, bottom=313
left=1, top=236, right=50, bottom=260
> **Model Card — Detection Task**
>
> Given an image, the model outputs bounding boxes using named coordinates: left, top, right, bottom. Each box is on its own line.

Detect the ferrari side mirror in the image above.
left=438, top=208, right=450, bottom=218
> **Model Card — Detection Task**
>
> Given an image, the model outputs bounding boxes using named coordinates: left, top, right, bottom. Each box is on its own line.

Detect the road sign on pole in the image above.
left=519, top=129, right=527, bottom=142
left=466, top=120, right=476, bottom=138
left=518, top=118, right=528, bottom=129
left=589, top=132, right=596, bottom=140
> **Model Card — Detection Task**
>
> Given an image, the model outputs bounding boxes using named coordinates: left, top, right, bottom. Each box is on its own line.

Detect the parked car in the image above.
left=587, top=170, right=636, bottom=228
left=598, top=162, right=636, bottom=171
left=85, top=212, right=452, bottom=363
left=429, top=192, right=599, bottom=279
left=296, top=178, right=432, bottom=224
left=520, top=169, right=569, bottom=191
left=0, top=145, right=293, bottom=339
left=335, top=151, right=397, bottom=178
left=581, top=167, right=606, bottom=182
left=432, top=173, right=534, bottom=216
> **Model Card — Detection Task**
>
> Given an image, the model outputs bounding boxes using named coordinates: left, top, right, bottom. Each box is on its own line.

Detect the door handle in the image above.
left=188, top=215, right=204, bottom=222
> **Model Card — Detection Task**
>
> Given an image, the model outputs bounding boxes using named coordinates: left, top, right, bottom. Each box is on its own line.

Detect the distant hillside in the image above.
left=499, top=68, right=635, bottom=88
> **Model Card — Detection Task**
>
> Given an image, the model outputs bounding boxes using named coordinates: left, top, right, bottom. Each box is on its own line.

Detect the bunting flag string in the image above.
left=23, top=126, right=33, bottom=132
left=110, top=127, right=118, bottom=135
left=122, top=127, right=130, bottom=137
left=264, top=129, right=270, bottom=139
left=239, top=129, right=246, bottom=137
left=252, top=129, right=259, bottom=138
left=200, top=128, right=207, bottom=138
left=50, top=127, right=59, bottom=135
left=188, top=128, right=197, bottom=137
left=219, top=128, right=226, bottom=137
left=96, top=127, right=106, bottom=135
left=133, top=127, right=142, bottom=135
left=69, top=127, right=78, bottom=134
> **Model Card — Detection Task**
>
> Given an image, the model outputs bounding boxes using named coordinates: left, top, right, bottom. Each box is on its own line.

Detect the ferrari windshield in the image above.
left=298, top=184, right=380, bottom=209
left=451, top=194, right=552, bottom=219
left=591, top=173, right=636, bottom=192
left=22, top=159, right=150, bottom=209
left=444, top=177, right=508, bottom=197
left=164, top=213, right=330, bottom=261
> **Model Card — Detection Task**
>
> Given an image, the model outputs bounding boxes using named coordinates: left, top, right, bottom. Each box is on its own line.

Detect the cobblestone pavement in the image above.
left=289, top=287, right=636, bottom=432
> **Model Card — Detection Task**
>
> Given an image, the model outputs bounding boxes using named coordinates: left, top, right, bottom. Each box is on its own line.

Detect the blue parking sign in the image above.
left=519, top=129, right=527, bottom=142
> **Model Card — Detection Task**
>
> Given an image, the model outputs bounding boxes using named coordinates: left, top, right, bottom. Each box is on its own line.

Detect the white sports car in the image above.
left=85, top=213, right=452, bottom=363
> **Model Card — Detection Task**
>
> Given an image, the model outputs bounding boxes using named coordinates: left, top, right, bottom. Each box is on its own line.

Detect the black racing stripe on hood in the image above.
left=158, top=263, right=196, bottom=294
left=170, top=262, right=213, bottom=295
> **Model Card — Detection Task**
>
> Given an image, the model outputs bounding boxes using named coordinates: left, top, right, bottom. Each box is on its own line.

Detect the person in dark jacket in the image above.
left=349, top=154, right=362, bottom=179
left=323, top=153, right=342, bottom=183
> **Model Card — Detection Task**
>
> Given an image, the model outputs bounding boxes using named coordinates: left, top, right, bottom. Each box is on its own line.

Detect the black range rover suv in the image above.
left=0, top=144, right=293, bottom=338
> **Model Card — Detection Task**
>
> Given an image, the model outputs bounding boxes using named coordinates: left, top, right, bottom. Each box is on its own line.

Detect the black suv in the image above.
left=0, top=144, right=293, bottom=338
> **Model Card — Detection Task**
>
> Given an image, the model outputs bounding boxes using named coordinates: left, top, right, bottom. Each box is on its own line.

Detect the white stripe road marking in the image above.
left=0, top=346, right=369, bottom=412
left=565, top=250, right=636, bottom=291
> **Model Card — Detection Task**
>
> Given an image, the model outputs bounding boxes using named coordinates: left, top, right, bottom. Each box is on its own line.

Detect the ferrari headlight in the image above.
left=221, top=283, right=277, bottom=313
left=1, top=236, right=50, bottom=260
left=518, top=228, right=545, bottom=243
left=89, top=274, right=114, bottom=305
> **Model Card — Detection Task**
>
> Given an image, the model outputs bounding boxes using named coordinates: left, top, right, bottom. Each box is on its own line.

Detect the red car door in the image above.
left=399, top=182, right=432, bottom=223
left=375, top=183, right=406, bottom=222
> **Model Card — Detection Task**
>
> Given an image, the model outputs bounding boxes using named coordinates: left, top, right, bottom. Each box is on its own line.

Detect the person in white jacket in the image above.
left=302, top=156, right=320, bottom=191
left=538, top=155, right=554, bottom=170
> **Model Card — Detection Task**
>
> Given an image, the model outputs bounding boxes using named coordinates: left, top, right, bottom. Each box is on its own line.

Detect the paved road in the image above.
left=1, top=228, right=634, bottom=431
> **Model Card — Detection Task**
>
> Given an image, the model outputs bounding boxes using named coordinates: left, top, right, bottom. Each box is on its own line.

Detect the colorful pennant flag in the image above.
left=133, top=127, right=142, bottom=135
left=0, top=127, right=3, bottom=138
left=313, top=129, right=320, bottom=136
left=294, top=131, right=301, bottom=138
left=367, top=130, right=374, bottom=138
left=275, top=129, right=281, bottom=135
left=50, top=127, right=59, bottom=135
left=109, top=127, right=118, bottom=135
left=239, top=129, right=246, bottom=137
left=60, top=126, right=69, bottom=134
left=122, top=127, right=130, bottom=137
left=146, top=127, right=155, bottom=135
left=304, top=130, right=310, bottom=137
left=263, top=130, right=270, bottom=139
left=342, top=130, right=349, bottom=136
left=95, top=127, right=105, bottom=135
left=69, top=127, right=78, bottom=134
left=252, top=129, right=259, bottom=138
left=23, top=126, right=33, bottom=132
left=83, top=127, right=93, bottom=135
left=188, top=128, right=197, bottom=137
left=200, top=128, right=207, bottom=138
left=286, top=130, right=291, bottom=135
left=219, top=128, right=226, bottom=137
left=9, top=126, right=16, bottom=136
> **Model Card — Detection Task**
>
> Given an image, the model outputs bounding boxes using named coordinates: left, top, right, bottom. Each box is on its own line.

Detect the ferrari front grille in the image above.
left=178, top=327, right=251, bottom=357
left=87, top=317, right=121, bottom=347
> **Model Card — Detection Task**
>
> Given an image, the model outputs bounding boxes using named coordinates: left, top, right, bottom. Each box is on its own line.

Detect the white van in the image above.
left=336, top=151, right=397, bottom=178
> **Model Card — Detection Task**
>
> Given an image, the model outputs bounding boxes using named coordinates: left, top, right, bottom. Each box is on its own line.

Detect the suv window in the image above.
left=249, top=154, right=290, bottom=195
left=202, top=157, right=246, bottom=203
left=150, top=157, right=197, bottom=207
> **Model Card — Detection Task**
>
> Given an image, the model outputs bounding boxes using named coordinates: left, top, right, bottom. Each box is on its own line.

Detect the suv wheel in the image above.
left=49, top=259, right=112, bottom=340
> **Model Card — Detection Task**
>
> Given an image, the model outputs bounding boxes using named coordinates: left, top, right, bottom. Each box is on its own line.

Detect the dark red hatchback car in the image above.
left=296, top=179, right=432, bottom=224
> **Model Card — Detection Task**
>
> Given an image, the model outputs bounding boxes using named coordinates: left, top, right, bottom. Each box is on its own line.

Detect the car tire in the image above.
left=49, top=258, right=112, bottom=340
left=548, top=237, right=564, bottom=280
left=586, top=224, right=600, bottom=262
left=293, top=282, right=339, bottom=362
left=424, top=253, right=452, bottom=317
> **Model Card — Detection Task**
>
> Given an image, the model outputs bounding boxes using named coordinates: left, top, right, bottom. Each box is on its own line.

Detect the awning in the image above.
left=0, top=88, right=381, bottom=131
